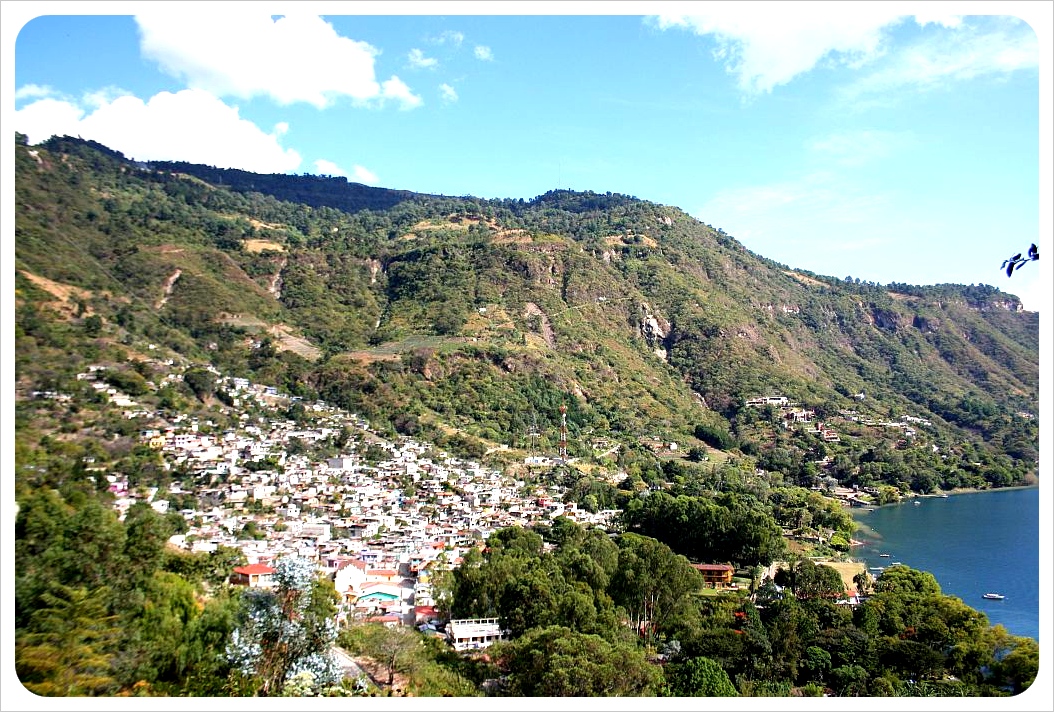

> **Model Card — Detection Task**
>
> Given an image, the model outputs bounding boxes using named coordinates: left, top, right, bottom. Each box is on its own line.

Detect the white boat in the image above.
left=913, top=501, right=921, bottom=506
left=879, top=553, right=891, bottom=557
left=982, top=593, right=1005, bottom=600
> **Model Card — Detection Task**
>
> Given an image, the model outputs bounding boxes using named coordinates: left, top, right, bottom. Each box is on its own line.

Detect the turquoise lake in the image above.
left=851, top=487, right=1040, bottom=641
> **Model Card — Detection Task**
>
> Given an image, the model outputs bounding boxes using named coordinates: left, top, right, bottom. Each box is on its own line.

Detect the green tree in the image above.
left=663, top=656, right=738, bottom=697
left=800, top=645, right=832, bottom=684
left=83, top=314, right=103, bottom=337
left=774, top=559, right=846, bottom=600
left=122, top=502, right=173, bottom=585
left=497, top=626, right=662, bottom=696
left=873, top=565, right=941, bottom=596
left=112, top=570, right=200, bottom=692
left=183, top=367, right=217, bottom=402
left=178, top=589, right=241, bottom=695
left=356, top=623, right=423, bottom=689
left=15, top=584, right=119, bottom=695
left=991, top=634, right=1039, bottom=694
left=609, top=533, right=702, bottom=645
left=57, top=498, right=127, bottom=590
left=829, top=663, right=869, bottom=696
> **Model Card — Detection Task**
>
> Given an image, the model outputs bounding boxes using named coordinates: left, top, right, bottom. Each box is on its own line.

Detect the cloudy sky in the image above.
left=6, top=2, right=1050, bottom=310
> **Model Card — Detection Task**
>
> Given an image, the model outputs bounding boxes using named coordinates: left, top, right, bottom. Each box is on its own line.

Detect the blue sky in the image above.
left=6, top=2, right=1051, bottom=311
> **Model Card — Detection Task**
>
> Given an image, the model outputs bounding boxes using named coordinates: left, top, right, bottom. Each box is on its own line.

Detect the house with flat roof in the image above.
left=446, top=617, right=506, bottom=652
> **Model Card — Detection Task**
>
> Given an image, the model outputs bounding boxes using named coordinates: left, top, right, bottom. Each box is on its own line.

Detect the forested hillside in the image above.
left=15, top=133, right=1038, bottom=489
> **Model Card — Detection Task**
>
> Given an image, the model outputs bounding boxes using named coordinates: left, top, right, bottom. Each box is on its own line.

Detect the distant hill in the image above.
left=148, top=159, right=433, bottom=214
left=14, top=132, right=1038, bottom=490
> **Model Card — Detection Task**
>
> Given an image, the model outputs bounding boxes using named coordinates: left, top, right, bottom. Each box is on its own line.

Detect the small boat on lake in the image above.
left=982, top=593, right=1005, bottom=600
left=879, top=553, right=891, bottom=557
left=913, top=501, right=921, bottom=506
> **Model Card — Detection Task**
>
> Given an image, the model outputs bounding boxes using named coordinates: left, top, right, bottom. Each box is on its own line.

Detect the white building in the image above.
left=446, top=618, right=506, bottom=651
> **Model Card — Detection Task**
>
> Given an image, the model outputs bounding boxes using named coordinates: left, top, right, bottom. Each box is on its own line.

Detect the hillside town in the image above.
left=76, top=364, right=620, bottom=642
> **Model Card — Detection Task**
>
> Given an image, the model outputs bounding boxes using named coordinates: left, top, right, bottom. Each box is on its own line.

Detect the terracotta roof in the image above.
left=234, top=564, right=275, bottom=575
left=692, top=563, right=734, bottom=572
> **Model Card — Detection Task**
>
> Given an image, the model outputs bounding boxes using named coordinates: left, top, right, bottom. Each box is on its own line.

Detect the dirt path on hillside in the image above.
left=267, top=257, right=287, bottom=299
left=156, top=269, right=182, bottom=310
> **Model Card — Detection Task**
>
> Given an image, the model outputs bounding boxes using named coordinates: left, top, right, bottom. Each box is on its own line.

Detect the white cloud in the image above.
left=408, top=48, right=438, bottom=69
left=314, top=159, right=346, bottom=177
left=654, top=11, right=1038, bottom=97
left=82, top=86, right=135, bottom=110
left=14, top=84, right=56, bottom=102
left=840, top=20, right=1039, bottom=104
left=12, top=98, right=85, bottom=144
left=655, top=7, right=907, bottom=93
left=312, top=159, right=378, bottom=185
left=380, top=77, right=423, bottom=109
left=435, top=30, right=464, bottom=46
left=134, top=12, right=420, bottom=109
left=474, top=45, right=493, bottom=61
left=350, top=165, right=379, bottom=185
left=913, top=13, right=963, bottom=29
left=13, top=89, right=301, bottom=173
left=439, top=83, right=458, bottom=103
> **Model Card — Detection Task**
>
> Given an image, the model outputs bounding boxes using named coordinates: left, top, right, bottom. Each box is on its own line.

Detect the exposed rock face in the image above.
left=871, top=307, right=902, bottom=332
left=638, top=302, right=670, bottom=360
left=366, top=258, right=382, bottom=285
left=912, top=315, right=941, bottom=333
left=523, top=302, right=555, bottom=348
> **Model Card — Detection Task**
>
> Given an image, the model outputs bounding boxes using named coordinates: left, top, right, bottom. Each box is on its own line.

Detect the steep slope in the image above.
left=14, top=134, right=1038, bottom=482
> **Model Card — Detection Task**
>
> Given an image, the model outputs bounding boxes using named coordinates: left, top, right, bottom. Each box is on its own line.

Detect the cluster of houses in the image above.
left=95, top=370, right=623, bottom=642
left=744, top=395, right=934, bottom=445
left=68, top=377, right=912, bottom=652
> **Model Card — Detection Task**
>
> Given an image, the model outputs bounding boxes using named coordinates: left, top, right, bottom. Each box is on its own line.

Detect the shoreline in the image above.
left=850, top=483, right=1039, bottom=513
left=842, top=486, right=1040, bottom=641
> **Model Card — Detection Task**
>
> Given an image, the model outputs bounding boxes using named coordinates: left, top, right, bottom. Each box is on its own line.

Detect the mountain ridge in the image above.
left=14, top=132, right=1038, bottom=491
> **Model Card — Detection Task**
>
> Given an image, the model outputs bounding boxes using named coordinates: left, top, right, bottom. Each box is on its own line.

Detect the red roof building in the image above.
left=231, top=563, right=275, bottom=588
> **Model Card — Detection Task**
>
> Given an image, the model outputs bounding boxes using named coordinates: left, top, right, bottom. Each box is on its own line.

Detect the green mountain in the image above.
left=14, top=133, right=1038, bottom=490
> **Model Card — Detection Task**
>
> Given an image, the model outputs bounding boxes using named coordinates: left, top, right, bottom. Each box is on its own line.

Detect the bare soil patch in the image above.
left=19, top=270, right=92, bottom=305
left=822, top=560, right=867, bottom=592
left=243, top=238, right=286, bottom=253
left=784, top=270, right=826, bottom=287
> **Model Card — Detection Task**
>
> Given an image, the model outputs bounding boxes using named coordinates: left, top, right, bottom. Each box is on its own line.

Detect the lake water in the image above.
left=851, top=487, right=1040, bottom=641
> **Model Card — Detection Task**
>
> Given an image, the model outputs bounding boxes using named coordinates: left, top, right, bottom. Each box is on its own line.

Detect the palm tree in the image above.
left=852, top=570, right=872, bottom=597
